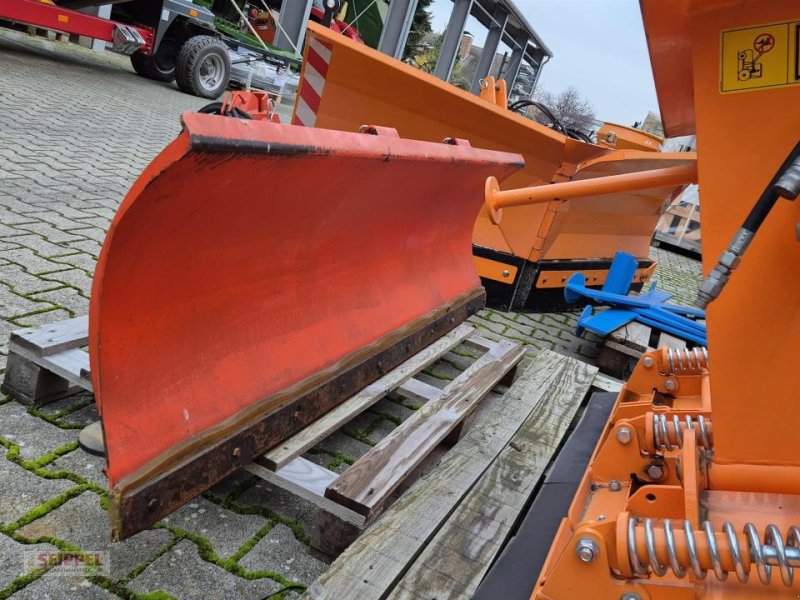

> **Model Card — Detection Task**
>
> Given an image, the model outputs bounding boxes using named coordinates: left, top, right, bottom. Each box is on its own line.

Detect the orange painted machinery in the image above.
left=89, top=109, right=522, bottom=539
left=293, top=23, right=697, bottom=311
left=531, top=0, right=800, bottom=598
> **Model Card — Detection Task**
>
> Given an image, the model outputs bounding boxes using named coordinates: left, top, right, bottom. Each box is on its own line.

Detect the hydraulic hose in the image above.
left=697, top=140, right=800, bottom=307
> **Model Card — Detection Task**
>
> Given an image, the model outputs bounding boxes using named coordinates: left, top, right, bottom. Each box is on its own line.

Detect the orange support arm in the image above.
left=484, top=163, right=698, bottom=224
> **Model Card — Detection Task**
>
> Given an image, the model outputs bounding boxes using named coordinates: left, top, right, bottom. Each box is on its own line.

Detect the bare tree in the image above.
left=530, top=86, right=596, bottom=133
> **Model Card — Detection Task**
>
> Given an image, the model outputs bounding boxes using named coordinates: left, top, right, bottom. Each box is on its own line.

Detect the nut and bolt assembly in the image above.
left=575, top=538, right=599, bottom=563
left=645, top=462, right=665, bottom=480
left=616, top=427, right=632, bottom=445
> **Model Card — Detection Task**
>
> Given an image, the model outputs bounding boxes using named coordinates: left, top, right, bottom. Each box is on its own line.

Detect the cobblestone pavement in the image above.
left=0, top=29, right=704, bottom=599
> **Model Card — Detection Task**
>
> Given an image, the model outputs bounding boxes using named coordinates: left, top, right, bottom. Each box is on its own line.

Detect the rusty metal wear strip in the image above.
left=90, top=114, right=523, bottom=539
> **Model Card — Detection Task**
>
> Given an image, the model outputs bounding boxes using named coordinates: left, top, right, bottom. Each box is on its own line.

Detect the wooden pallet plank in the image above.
left=266, top=456, right=337, bottom=496
left=592, top=372, right=624, bottom=393
left=302, top=350, right=567, bottom=600
left=657, top=331, right=688, bottom=349
left=609, top=321, right=651, bottom=352
left=9, top=315, right=88, bottom=357
left=1, top=352, right=81, bottom=407
left=395, top=377, right=441, bottom=404
left=245, top=461, right=366, bottom=528
left=40, top=349, right=93, bottom=392
left=389, top=355, right=597, bottom=600
left=9, top=341, right=93, bottom=393
left=461, top=334, right=495, bottom=353
left=325, top=340, right=525, bottom=518
left=261, top=324, right=474, bottom=470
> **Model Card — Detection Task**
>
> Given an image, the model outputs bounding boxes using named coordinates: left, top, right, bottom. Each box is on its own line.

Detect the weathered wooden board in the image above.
left=270, top=456, right=337, bottom=496
left=10, top=315, right=88, bottom=356
left=657, top=331, right=687, bottom=350
left=40, top=349, right=93, bottom=391
left=262, top=324, right=474, bottom=470
left=395, top=377, right=442, bottom=404
left=388, top=355, right=597, bottom=600
left=610, top=321, right=650, bottom=353
left=324, top=340, right=525, bottom=517
left=7, top=343, right=93, bottom=393
left=592, top=372, right=623, bottom=393
left=302, top=350, right=577, bottom=600
left=245, top=461, right=365, bottom=529
left=461, top=334, right=495, bottom=353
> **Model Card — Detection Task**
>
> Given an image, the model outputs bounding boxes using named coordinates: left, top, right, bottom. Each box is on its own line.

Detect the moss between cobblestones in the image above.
left=0, top=566, right=49, bottom=600
left=342, top=426, right=377, bottom=447
left=469, top=321, right=505, bottom=336
left=90, top=575, right=178, bottom=600
left=1, top=252, right=92, bottom=323
left=7, top=303, right=68, bottom=327
left=120, top=537, right=182, bottom=584
left=230, top=522, right=275, bottom=562
left=0, top=435, right=106, bottom=505
left=433, top=356, right=465, bottom=374
left=370, top=410, right=401, bottom=427
left=307, top=448, right=355, bottom=471
left=203, top=492, right=310, bottom=546
left=420, top=365, right=454, bottom=381
left=158, top=525, right=301, bottom=588
left=393, top=397, right=422, bottom=411
left=450, top=347, right=478, bottom=359
left=343, top=408, right=405, bottom=447
left=27, top=400, right=94, bottom=430
left=1, top=436, right=76, bottom=470
left=1, top=485, right=92, bottom=536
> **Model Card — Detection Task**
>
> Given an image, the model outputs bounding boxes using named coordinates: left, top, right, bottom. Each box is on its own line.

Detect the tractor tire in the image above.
left=176, top=35, right=231, bottom=99
left=130, top=42, right=177, bottom=83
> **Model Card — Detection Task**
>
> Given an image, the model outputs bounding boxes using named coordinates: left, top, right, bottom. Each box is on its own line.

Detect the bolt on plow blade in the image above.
left=89, top=114, right=523, bottom=540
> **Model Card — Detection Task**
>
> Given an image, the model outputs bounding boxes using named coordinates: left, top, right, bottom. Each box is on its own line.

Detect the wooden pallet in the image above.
left=302, top=350, right=599, bottom=600
left=2, top=315, right=92, bottom=405
left=250, top=325, right=525, bottom=556
left=596, top=321, right=690, bottom=379
left=1, top=317, right=525, bottom=557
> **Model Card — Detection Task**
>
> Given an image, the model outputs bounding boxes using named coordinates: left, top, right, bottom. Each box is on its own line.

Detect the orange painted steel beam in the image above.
left=485, top=163, right=698, bottom=224
left=90, top=115, right=523, bottom=539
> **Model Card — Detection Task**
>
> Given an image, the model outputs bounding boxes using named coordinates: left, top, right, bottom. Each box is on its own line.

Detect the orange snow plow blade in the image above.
left=295, top=23, right=697, bottom=310
left=89, top=114, right=523, bottom=539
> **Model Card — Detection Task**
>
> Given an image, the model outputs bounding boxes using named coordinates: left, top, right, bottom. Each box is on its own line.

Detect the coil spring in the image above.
left=652, top=414, right=712, bottom=450
left=666, top=347, right=709, bottom=373
left=627, top=516, right=800, bottom=585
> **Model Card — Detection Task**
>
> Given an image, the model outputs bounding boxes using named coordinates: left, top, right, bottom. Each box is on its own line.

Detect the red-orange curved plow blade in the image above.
left=89, top=114, right=523, bottom=539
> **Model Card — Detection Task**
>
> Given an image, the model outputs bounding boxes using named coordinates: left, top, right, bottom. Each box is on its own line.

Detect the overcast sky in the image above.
left=427, top=0, right=660, bottom=125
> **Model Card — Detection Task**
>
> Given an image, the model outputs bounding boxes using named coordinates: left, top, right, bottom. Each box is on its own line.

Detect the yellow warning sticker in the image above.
left=721, top=20, right=800, bottom=93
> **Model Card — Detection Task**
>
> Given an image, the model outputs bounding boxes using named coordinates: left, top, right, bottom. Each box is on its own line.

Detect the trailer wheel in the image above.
left=176, top=36, right=231, bottom=99
left=130, top=36, right=179, bottom=82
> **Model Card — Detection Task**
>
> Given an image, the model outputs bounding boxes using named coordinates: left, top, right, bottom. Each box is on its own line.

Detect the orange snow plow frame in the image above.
left=90, top=114, right=523, bottom=539
left=294, top=23, right=697, bottom=310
